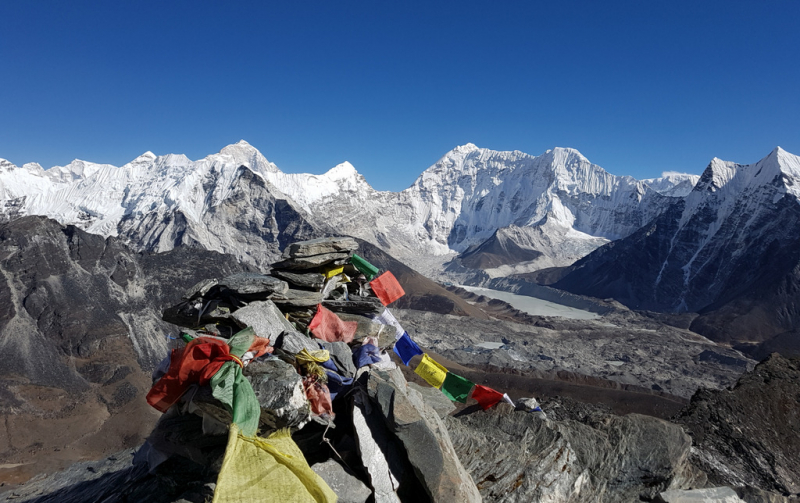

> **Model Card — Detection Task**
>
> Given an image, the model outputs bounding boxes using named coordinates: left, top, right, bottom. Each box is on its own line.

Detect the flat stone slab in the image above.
left=269, top=289, right=324, bottom=308
left=276, top=329, right=321, bottom=355
left=219, top=273, right=288, bottom=296
left=272, top=252, right=351, bottom=270
left=282, top=237, right=359, bottom=259
left=323, top=298, right=384, bottom=315
left=181, top=278, right=218, bottom=300
left=230, top=300, right=295, bottom=340
left=270, top=270, right=326, bottom=290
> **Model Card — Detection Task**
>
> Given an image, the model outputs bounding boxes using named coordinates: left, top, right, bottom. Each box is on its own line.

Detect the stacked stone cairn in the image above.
left=138, top=237, right=482, bottom=503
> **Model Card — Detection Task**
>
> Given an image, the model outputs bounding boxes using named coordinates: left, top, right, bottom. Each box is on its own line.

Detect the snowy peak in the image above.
left=643, top=172, right=700, bottom=197
left=214, top=140, right=280, bottom=175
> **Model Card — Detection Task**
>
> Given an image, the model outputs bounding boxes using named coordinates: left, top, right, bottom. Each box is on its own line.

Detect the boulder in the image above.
left=320, top=341, right=358, bottom=377
left=218, top=272, right=289, bottom=296
left=311, top=459, right=372, bottom=503
left=230, top=299, right=295, bottom=340
left=407, top=383, right=455, bottom=420
left=282, top=237, right=359, bottom=259
left=366, top=368, right=481, bottom=503
left=245, top=358, right=311, bottom=431
left=275, top=329, right=321, bottom=354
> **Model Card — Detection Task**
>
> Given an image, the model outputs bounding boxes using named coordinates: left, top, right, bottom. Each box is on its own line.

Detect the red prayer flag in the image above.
left=309, top=304, right=357, bottom=343
left=471, top=384, right=504, bottom=410
left=146, top=337, right=237, bottom=413
left=370, top=271, right=405, bottom=306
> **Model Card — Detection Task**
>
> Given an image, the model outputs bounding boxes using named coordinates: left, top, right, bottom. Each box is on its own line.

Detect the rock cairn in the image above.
left=140, top=236, right=481, bottom=503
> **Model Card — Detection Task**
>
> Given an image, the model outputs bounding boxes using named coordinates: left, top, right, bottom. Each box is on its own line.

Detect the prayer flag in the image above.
left=414, top=354, right=448, bottom=389
left=372, top=308, right=405, bottom=339
left=213, top=425, right=336, bottom=503
left=321, top=264, right=344, bottom=279
left=441, top=372, right=474, bottom=403
left=350, top=253, right=380, bottom=280
left=354, top=343, right=383, bottom=368
left=309, top=304, right=357, bottom=343
left=370, top=271, right=405, bottom=306
left=393, top=332, right=423, bottom=366
left=502, top=393, right=516, bottom=407
left=471, top=385, right=504, bottom=410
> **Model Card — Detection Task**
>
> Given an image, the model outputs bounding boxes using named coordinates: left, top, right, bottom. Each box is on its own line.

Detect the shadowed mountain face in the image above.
left=555, top=149, right=800, bottom=350
left=0, top=216, right=252, bottom=483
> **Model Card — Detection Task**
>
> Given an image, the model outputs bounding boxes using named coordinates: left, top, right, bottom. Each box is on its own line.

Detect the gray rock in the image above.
left=245, top=357, right=311, bottom=431
left=320, top=341, right=358, bottom=377
left=269, top=288, right=324, bottom=308
left=272, top=252, right=352, bottom=270
left=311, top=459, right=372, bottom=503
left=271, top=269, right=326, bottom=290
left=282, top=237, right=359, bottom=259
left=366, top=367, right=481, bottom=503
left=324, top=297, right=385, bottom=315
left=657, top=487, right=745, bottom=503
left=181, top=278, right=218, bottom=300
left=407, top=382, right=455, bottom=419
left=230, top=299, right=295, bottom=340
left=219, top=272, right=289, bottom=296
left=275, top=329, right=321, bottom=354
left=447, top=406, right=703, bottom=502
left=352, top=400, right=402, bottom=503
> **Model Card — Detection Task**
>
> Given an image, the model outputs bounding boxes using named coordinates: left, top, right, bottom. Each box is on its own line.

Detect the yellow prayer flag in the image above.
left=213, top=424, right=337, bottom=503
left=322, top=265, right=345, bottom=279
left=414, top=353, right=448, bottom=389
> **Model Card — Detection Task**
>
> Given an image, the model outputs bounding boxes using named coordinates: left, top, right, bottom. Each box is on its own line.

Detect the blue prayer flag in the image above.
left=393, top=332, right=423, bottom=366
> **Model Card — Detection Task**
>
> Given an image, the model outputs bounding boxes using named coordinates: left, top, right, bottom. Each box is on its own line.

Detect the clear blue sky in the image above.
left=1, top=1, right=798, bottom=191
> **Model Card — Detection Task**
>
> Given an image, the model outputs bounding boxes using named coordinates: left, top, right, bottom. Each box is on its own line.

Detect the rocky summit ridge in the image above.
left=0, top=235, right=797, bottom=503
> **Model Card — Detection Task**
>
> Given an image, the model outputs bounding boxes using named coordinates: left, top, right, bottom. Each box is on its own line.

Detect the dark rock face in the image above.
left=0, top=216, right=252, bottom=482
left=458, top=227, right=543, bottom=269
left=675, top=354, right=800, bottom=495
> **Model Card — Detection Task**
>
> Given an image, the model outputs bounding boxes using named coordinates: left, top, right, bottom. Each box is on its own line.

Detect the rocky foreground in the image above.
left=0, top=236, right=798, bottom=503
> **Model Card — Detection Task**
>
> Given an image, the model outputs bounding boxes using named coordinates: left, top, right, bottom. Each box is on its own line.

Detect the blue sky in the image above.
left=1, top=1, right=798, bottom=191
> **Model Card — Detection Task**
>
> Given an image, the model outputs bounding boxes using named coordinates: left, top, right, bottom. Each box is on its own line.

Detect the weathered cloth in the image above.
left=325, top=371, right=354, bottom=400
left=209, top=361, right=260, bottom=436
left=296, top=348, right=331, bottom=381
left=309, top=304, right=357, bottom=343
left=414, top=353, right=448, bottom=389
left=302, top=376, right=334, bottom=417
left=353, top=343, right=382, bottom=368
left=472, top=384, right=504, bottom=410
left=393, top=332, right=423, bottom=366
left=369, top=271, right=405, bottom=306
left=321, top=264, right=345, bottom=279
left=213, top=424, right=337, bottom=503
left=146, top=337, right=243, bottom=413
left=372, top=308, right=405, bottom=339
left=441, top=372, right=474, bottom=403
left=350, top=253, right=380, bottom=280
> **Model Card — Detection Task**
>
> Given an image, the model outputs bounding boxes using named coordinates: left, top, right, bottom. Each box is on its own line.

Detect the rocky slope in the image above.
left=554, top=148, right=800, bottom=349
left=0, top=216, right=252, bottom=483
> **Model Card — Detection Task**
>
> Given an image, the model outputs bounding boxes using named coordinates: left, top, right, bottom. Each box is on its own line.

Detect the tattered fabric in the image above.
left=146, top=337, right=243, bottom=413
left=414, top=353, right=448, bottom=389
left=393, top=332, right=423, bottom=366
left=212, top=424, right=336, bottom=503
left=325, top=371, right=354, bottom=400
left=308, top=303, right=357, bottom=343
left=369, top=271, right=405, bottom=306
left=302, top=377, right=334, bottom=418
left=472, top=384, right=504, bottom=410
left=372, top=308, right=405, bottom=339
left=441, top=372, right=474, bottom=403
left=353, top=343, right=382, bottom=368
left=209, top=361, right=260, bottom=436
left=295, top=348, right=331, bottom=381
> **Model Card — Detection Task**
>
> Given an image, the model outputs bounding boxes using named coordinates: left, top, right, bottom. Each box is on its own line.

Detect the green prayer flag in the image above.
left=441, top=372, right=474, bottom=403
left=210, top=361, right=261, bottom=437
left=350, top=253, right=380, bottom=280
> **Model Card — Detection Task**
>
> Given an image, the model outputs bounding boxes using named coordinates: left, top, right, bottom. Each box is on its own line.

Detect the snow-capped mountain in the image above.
left=643, top=171, right=700, bottom=197
left=0, top=141, right=690, bottom=275
left=555, top=147, right=800, bottom=343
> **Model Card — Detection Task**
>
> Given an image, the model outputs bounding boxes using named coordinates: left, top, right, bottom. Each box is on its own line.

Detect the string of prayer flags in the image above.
left=393, top=332, right=423, bottom=366
left=350, top=253, right=380, bottom=280
left=372, top=308, right=405, bottom=339
left=441, top=372, right=474, bottom=403
left=308, top=304, right=357, bottom=343
left=370, top=271, right=405, bottom=306
left=502, top=393, right=516, bottom=407
left=414, top=353, right=448, bottom=389
left=471, top=384, right=505, bottom=410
